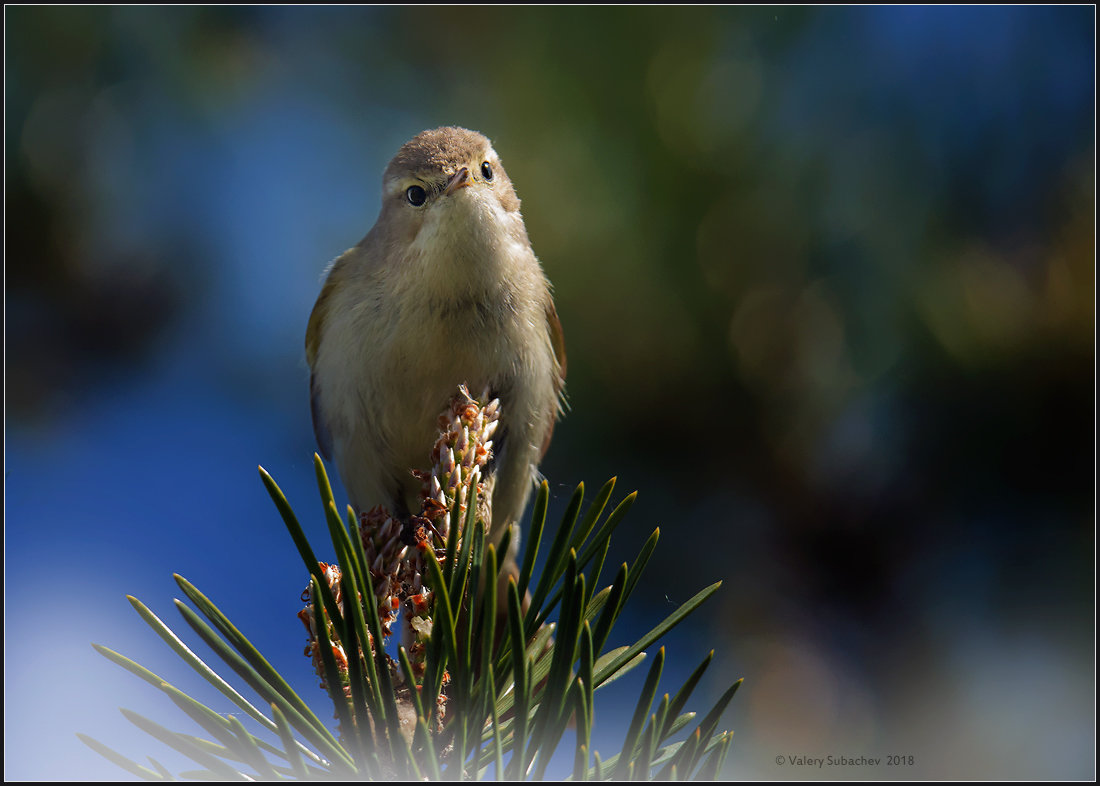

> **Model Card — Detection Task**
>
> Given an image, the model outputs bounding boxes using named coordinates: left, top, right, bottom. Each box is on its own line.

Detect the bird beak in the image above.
left=444, top=167, right=471, bottom=196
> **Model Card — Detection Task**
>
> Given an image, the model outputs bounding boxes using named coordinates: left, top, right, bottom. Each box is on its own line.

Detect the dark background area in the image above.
left=5, top=6, right=1094, bottom=779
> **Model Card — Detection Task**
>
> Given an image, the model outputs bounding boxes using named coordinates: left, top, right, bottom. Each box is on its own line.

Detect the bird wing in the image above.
left=547, top=298, right=567, bottom=387
left=305, top=257, right=348, bottom=462
left=309, top=370, right=334, bottom=461
left=540, top=298, right=568, bottom=460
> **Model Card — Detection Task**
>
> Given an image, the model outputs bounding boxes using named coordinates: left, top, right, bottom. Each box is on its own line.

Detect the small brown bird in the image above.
left=306, top=126, right=566, bottom=559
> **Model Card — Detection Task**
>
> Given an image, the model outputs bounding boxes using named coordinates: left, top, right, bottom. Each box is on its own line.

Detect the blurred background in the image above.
left=4, top=6, right=1094, bottom=780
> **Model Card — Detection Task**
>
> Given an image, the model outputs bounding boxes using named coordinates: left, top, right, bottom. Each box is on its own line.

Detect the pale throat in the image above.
left=405, top=192, right=529, bottom=316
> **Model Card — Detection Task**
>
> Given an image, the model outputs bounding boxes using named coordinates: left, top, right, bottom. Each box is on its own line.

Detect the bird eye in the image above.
left=406, top=185, right=427, bottom=206
left=480, top=161, right=494, bottom=181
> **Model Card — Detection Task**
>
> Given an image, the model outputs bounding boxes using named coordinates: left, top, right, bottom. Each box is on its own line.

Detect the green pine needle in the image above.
left=84, top=456, right=740, bottom=781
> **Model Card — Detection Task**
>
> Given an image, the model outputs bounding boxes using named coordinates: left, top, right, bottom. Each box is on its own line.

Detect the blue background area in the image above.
left=5, top=6, right=1094, bottom=779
